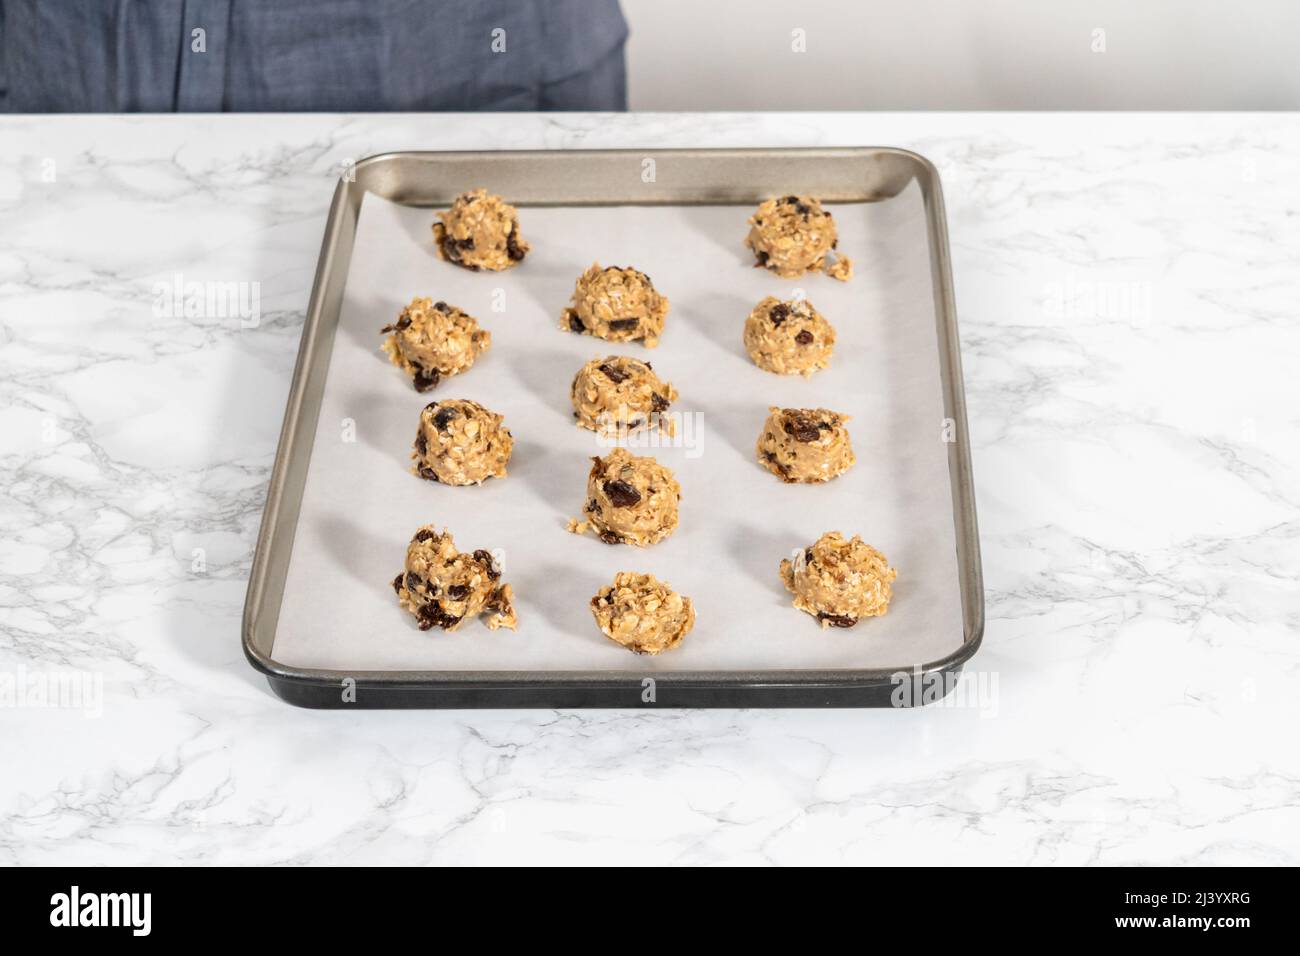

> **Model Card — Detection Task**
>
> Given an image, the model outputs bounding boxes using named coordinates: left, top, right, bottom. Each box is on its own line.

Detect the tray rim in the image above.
left=241, top=146, right=985, bottom=707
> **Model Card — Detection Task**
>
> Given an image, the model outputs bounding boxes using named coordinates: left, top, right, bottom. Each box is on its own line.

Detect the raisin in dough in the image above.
left=381, top=298, right=490, bottom=393
left=412, top=399, right=512, bottom=485
left=779, top=531, right=896, bottom=628
left=568, top=448, right=680, bottom=546
left=756, top=406, right=855, bottom=483
left=590, top=571, right=695, bottom=655
left=392, top=526, right=516, bottom=632
left=571, top=355, right=678, bottom=436
left=744, top=296, right=836, bottom=376
left=432, top=188, right=529, bottom=271
left=745, top=195, right=853, bottom=281
left=561, top=263, right=669, bottom=348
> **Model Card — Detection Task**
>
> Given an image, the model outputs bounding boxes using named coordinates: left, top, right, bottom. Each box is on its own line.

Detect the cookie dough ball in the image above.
left=745, top=195, right=852, bottom=281
left=743, top=296, right=836, bottom=376
left=590, top=571, right=695, bottom=655
left=756, top=406, right=855, bottom=483
left=381, top=297, right=490, bottom=392
left=412, top=399, right=512, bottom=485
left=561, top=263, right=669, bottom=348
left=568, top=448, right=680, bottom=547
left=432, top=188, right=529, bottom=271
left=570, top=355, right=678, bottom=436
left=779, top=531, right=896, bottom=628
left=392, top=526, right=516, bottom=632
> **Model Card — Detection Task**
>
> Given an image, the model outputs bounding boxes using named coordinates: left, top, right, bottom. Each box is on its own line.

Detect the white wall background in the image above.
left=623, top=0, right=1300, bottom=110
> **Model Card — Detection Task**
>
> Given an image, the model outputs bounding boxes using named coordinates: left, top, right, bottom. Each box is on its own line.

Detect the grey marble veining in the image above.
left=0, top=113, right=1297, bottom=865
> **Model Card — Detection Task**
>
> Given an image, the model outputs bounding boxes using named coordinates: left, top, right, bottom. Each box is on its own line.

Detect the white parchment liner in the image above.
left=271, top=185, right=964, bottom=672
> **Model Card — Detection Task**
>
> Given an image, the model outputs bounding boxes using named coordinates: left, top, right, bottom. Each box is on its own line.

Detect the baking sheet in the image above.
left=270, top=184, right=963, bottom=671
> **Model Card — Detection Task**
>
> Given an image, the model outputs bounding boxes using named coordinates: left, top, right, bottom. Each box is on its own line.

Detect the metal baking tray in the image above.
left=242, top=147, right=983, bottom=708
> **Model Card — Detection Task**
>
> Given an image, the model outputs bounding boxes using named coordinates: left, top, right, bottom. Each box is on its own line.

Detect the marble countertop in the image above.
left=2, top=113, right=1297, bottom=866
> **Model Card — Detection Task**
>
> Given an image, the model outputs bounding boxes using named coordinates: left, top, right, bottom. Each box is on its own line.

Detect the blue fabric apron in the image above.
left=0, top=0, right=627, bottom=111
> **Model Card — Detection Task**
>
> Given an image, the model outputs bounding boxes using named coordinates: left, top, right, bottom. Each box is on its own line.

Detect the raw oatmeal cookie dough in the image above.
left=567, top=448, right=680, bottom=547
left=745, top=195, right=852, bottom=281
left=432, top=188, right=529, bottom=271
left=570, top=355, right=678, bottom=436
left=561, top=263, right=669, bottom=347
left=779, top=531, right=896, bottom=628
left=381, top=297, right=490, bottom=393
left=590, top=571, right=695, bottom=655
left=412, top=399, right=513, bottom=485
left=756, top=406, right=855, bottom=483
left=392, top=526, right=516, bottom=632
left=743, top=296, right=836, bottom=376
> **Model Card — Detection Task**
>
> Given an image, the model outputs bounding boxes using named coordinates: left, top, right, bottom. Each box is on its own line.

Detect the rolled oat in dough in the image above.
left=381, top=297, right=490, bottom=393
left=756, top=406, right=855, bottom=483
left=560, top=263, right=669, bottom=347
left=432, top=188, right=529, bottom=272
left=745, top=195, right=852, bottom=281
left=779, top=531, right=897, bottom=629
left=590, top=571, right=695, bottom=655
left=392, top=526, right=516, bottom=632
left=743, top=295, right=836, bottom=376
left=567, top=447, right=680, bottom=547
left=412, top=398, right=512, bottom=486
left=570, top=355, right=678, bottom=436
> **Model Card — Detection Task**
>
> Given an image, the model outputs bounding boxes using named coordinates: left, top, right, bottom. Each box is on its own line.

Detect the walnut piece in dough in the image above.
left=756, top=406, right=855, bottom=483
left=561, top=263, right=669, bottom=348
left=779, top=531, right=896, bottom=629
left=745, top=195, right=852, bottom=281
left=590, top=571, right=695, bottom=655
left=570, top=355, right=678, bottom=436
left=392, top=526, right=516, bottom=632
left=743, top=296, right=836, bottom=376
left=432, top=188, right=529, bottom=271
left=567, top=448, right=680, bottom=547
left=412, top=398, right=512, bottom=486
left=381, top=297, right=490, bottom=392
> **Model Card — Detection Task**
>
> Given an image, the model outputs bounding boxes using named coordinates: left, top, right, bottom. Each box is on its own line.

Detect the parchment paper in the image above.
left=271, top=184, right=965, bottom=671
